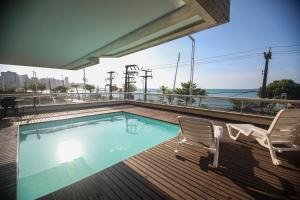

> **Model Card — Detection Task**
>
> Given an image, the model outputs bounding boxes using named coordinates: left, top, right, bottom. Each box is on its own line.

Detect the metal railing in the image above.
left=1, top=92, right=299, bottom=116
left=132, top=93, right=300, bottom=116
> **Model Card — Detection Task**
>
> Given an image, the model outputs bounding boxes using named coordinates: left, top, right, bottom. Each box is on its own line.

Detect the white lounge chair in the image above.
left=175, top=116, right=223, bottom=167
left=227, top=109, right=300, bottom=165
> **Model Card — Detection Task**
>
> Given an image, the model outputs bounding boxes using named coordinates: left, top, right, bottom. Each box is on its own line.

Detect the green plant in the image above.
left=165, top=90, right=173, bottom=104
left=122, top=84, right=137, bottom=92
left=28, top=82, right=38, bottom=92
left=175, top=81, right=207, bottom=105
left=71, top=84, right=80, bottom=99
left=159, top=85, right=168, bottom=94
left=53, top=86, right=68, bottom=93
left=0, top=87, right=16, bottom=94
left=37, top=83, right=46, bottom=92
left=258, top=79, right=300, bottom=100
left=85, top=84, right=95, bottom=93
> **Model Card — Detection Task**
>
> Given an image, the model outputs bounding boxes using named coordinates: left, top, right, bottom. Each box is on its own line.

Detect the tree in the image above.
left=175, top=81, right=207, bottom=105
left=165, top=89, right=173, bottom=104
left=53, top=86, right=68, bottom=93
left=0, top=87, right=16, bottom=94
left=112, top=85, right=118, bottom=91
left=159, top=85, right=168, bottom=94
left=85, top=84, right=95, bottom=93
left=95, top=86, right=100, bottom=93
left=122, top=84, right=137, bottom=92
left=28, top=82, right=38, bottom=92
left=71, top=84, right=80, bottom=99
left=257, top=79, right=300, bottom=100
left=37, top=83, right=46, bottom=93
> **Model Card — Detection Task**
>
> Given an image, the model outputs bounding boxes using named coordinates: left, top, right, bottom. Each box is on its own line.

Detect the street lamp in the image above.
left=188, top=35, right=195, bottom=96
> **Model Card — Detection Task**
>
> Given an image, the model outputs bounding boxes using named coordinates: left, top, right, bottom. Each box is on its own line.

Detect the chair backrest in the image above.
left=268, top=109, right=300, bottom=144
left=178, top=116, right=214, bottom=147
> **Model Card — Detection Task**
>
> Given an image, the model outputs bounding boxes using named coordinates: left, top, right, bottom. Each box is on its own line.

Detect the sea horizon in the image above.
left=135, top=88, right=259, bottom=98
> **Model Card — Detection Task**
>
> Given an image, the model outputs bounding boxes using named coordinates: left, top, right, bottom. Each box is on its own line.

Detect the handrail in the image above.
left=1, top=91, right=299, bottom=117
left=1, top=92, right=300, bottom=104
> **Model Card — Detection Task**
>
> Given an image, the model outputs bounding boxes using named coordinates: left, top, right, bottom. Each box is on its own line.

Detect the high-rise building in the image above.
left=64, top=77, right=70, bottom=87
left=40, top=78, right=64, bottom=89
left=19, top=74, right=29, bottom=88
left=0, top=71, right=20, bottom=89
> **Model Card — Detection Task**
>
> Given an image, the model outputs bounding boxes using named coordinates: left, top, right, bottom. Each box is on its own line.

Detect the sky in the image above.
left=1, top=0, right=300, bottom=89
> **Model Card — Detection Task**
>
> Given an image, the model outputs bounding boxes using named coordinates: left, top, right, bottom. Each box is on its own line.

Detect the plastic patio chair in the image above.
left=227, top=109, right=300, bottom=165
left=175, top=116, right=223, bottom=167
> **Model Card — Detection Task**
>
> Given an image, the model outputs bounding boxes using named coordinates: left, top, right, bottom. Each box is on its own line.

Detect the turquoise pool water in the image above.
left=17, top=112, right=179, bottom=200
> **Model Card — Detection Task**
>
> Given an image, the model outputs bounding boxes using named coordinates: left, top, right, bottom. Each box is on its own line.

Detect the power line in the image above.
left=147, top=45, right=300, bottom=69
left=270, top=44, right=300, bottom=48
left=151, top=50, right=300, bottom=71
left=153, top=53, right=262, bottom=70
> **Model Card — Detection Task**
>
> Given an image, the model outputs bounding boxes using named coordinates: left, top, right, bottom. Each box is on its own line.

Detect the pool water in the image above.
left=17, top=112, right=179, bottom=200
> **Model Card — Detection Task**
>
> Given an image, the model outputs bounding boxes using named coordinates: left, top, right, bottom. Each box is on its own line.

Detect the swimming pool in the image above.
left=17, top=112, right=179, bottom=200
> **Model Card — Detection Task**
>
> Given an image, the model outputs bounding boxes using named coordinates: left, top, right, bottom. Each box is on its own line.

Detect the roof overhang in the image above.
left=0, top=0, right=230, bottom=70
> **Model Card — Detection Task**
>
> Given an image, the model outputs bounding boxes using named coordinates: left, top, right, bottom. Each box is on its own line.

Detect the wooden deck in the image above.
left=1, top=105, right=300, bottom=199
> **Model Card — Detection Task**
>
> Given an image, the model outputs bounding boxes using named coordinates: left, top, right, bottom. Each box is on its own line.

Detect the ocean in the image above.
left=132, top=89, right=259, bottom=110
left=136, top=88, right=259, bottom=98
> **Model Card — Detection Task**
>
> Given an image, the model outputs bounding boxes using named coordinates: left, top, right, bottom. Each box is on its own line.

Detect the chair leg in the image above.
left=213, top=150, right=219, bottom=168
left=265, top=137, right=281, bottom=165
left=227, top=124, right=241, bottom=140
left=212, top=138, right=220, bottom=167
left=174, top=134, right=181, bottom=154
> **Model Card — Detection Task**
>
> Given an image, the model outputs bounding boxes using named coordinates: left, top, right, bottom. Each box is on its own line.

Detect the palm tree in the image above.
left=37, top=83, right=46, bottom=93
left=159, top=85, right=168, bottom=94
left=85, top=84, right=95, bottom=93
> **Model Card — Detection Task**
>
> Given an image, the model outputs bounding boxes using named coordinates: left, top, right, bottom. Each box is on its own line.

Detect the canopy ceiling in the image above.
left=0, top=0, right=230, bottom=70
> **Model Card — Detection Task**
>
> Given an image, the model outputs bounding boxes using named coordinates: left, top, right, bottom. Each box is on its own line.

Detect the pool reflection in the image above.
left=57, top=140, right=82, bottom=163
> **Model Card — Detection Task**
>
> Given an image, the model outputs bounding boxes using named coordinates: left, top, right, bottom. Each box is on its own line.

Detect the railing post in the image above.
left=33, top=96, right=37, bottom=112
left=241, top=99, right=244, bottom=113
left=198, top=96, right=201, bottom=107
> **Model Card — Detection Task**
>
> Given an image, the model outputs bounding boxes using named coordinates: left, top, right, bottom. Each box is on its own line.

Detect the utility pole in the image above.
left=106, top=71, right=116, bottom=100
left=48, top=78, right=52, bottom=93
left=172, top=52, right=180, bottom=93
left=123, top=65, right=139, bottom=99
left=140, top=68, right=153, bottom=101
left=32, top=71, right=37, bottom=92
left=261, top=48, right=272, bottom=98
left=24, top=76, right=27, bottom=92
left=83, top=68, right=87, bottom=94
left=188, top=35, right=195, bottom=96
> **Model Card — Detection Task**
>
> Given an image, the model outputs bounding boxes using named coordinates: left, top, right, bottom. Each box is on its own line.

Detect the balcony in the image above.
left=0, top=93, right=299, bottom=199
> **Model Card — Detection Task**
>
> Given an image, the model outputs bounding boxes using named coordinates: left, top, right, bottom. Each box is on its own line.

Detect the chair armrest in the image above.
left=213, top=125, right=223, bottom=139
left=250, top=126, right=268, bottom=138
